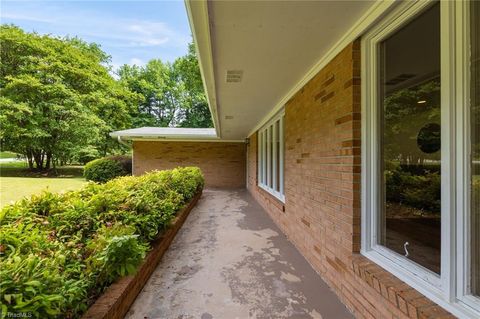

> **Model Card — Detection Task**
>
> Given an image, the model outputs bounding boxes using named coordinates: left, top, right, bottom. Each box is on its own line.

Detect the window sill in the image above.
left=257, top=184, right=285, bottom=202
left=256, top=185, right=285, bottom=212
left=351, top=254, right=454, bottom=319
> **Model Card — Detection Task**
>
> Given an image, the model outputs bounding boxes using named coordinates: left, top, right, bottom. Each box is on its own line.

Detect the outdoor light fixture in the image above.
left=417, top=100, right=427, bottom=104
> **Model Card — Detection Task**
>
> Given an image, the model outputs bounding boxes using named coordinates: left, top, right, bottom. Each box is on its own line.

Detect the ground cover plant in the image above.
left=0, top=167, right=204, bottom=318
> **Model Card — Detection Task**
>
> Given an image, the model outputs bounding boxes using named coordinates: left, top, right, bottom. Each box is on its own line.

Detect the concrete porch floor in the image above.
left=125, top=189, right=353, bottom=319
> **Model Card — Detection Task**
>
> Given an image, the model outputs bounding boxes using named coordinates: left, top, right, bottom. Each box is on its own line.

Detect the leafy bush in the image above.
left=84, top=156, right=131, bottom=183
left=0, top=167, right=204, bottom=318
left=385, top=164, right=441, bottom=213
left=105, top=155, right=132, bottom=174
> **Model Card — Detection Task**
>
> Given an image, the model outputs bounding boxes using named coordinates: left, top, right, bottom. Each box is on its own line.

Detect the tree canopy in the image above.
left=118, top=43, right=213, bottom=128
left=0, top=25, right=213, bottom=170
left=0, top=25, right=139, bottom=169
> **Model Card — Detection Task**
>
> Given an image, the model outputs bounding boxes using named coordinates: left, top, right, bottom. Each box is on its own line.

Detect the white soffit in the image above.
left=187, top=0, right=395, bottom=140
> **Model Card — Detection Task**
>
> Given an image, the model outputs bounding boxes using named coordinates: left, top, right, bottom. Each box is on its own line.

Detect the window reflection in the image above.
left=380, top=3, right=441, bottom=274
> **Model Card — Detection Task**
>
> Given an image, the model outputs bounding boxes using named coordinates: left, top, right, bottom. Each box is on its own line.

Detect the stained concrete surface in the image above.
left=125, top=189, right=353, bottom=319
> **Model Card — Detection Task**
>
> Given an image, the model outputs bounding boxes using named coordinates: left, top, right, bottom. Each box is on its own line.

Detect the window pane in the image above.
left=269, top=125, right=273, bottom=188
left=281, top=116, right=285, bottom=195
left=471, top=0, right=480, bottom=297
left=259, top=131, right=263, bottom=184
left=262, top=131, right=267, bottom=184
left=379, top=3, right=441, bottom=274
left=275, top=121, right=280, bottom=192
left=263, top=130, right=267, bottom=184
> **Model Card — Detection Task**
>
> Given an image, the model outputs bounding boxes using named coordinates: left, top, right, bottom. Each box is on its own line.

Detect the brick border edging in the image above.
left=82, top=189, right=203, bottom=319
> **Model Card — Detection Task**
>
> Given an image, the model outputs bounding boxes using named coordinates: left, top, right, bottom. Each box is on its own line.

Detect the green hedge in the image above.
left=83, top=155, right=132, bottom=183
left=0, top=167, right=204, bottom=318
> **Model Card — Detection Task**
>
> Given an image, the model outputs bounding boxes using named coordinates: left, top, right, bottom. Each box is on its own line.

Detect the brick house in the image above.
left=111, top=1, right=480, bottom=318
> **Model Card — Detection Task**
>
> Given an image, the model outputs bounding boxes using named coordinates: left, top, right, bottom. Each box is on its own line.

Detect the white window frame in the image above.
left=361, top=1, right=480, bottom=317
left=455, top=0, right=480, bottom=313
left=258, top=111, right=285, bottom=202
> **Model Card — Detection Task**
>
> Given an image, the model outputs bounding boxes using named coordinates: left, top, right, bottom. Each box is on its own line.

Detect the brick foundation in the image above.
left=133, top=141, right=246, bottom=188
left=246, top=40, right=454, bottom=318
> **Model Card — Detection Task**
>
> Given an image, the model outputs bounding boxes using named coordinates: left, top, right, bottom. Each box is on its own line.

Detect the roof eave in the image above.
left=184, top=0, right=221, bottom=138
left=110, top=134, right=218, bottom=140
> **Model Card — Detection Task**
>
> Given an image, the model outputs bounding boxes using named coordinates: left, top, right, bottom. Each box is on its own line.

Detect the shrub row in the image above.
left=83, top=155, right=132, bottom=183
left=0, top=167, right=204, bottom=318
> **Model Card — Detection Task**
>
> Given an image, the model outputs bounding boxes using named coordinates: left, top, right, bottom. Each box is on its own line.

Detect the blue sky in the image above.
left=1, top=1, right=192, bottom=70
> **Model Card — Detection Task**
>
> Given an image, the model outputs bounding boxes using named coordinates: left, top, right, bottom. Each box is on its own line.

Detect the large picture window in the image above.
left=379, top=3, right=441, bottom=274
left=258, top=113, right=284, bottom=201
left=362, top=0, right=480, bottom=317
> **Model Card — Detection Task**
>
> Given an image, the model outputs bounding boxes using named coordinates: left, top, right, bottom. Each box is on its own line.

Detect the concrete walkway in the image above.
left=125, top=189, right=353, bottom=319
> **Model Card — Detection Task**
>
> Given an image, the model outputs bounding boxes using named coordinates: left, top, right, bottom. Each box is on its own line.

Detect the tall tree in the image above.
left=118, top=42, right=213, bottom=128
left=0, top=25, right=139, bottom=169
left=118, top=60, right=180, bottom=127
left=174, top=43, right=213, bottom=128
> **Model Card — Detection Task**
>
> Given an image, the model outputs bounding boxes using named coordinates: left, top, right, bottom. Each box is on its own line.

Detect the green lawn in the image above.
left=1, top=177, right=86, bottom=207
left=0, top=162, right=87, bottom=207
left=0, top=151, right=18, bottom=158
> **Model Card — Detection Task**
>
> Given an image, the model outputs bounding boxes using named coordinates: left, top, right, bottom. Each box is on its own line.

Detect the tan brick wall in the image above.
left=133, top=141, right=246, bottom=188
left=246, top=40, right=453, bottom=319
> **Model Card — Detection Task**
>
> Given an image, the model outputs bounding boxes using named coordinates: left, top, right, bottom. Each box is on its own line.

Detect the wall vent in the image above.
left=226, top=70, right=243, bottom=83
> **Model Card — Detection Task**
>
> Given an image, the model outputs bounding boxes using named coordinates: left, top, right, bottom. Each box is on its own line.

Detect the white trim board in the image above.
left=184, top=0, right=221, bottom=138
left=247, top=0, right=396, bottom=138
left=131, top=138, right=245, bottom=143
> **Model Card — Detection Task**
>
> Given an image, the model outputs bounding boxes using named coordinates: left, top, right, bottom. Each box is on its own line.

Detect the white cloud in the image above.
left=1, top=4, right=189, bottom=48
left=0, top=2, right=191, bottom=66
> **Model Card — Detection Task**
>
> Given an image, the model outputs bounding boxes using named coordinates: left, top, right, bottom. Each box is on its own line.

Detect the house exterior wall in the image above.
left=246, top=41, right=454, bottom=318
left=133, top=141, right=246, bottom=188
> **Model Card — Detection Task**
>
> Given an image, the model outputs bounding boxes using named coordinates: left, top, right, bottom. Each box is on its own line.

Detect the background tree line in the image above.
left=0, top=25, right=212, bottom=170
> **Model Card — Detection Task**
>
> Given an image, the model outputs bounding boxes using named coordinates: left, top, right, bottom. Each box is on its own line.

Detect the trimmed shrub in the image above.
left=105, top=155, right=132, bottom=174
left=84, top=156, right=131, bottom=183
left=0, top=167, right=204, bottom=318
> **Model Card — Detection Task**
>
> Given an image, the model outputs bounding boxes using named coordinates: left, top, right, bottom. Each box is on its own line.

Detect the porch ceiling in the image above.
left=187, top=0, right=377, bottom=140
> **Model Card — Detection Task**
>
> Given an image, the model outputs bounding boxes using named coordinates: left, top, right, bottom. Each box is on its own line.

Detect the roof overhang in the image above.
left=185, top=0, right=396, bottom=140
left=110, top=127, right=244, bottom=142
left=185, top=0, right=221, bottom=137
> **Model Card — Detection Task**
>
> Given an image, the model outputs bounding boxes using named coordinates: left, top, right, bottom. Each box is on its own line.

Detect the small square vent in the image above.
left=226, top=70, right=243, bottom=83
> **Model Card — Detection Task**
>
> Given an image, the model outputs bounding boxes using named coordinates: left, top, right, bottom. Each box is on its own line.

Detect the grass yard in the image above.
left=1, top=177, right=86, bottom=207
left=0, top=161, right=86, bottom=207
left=0, top=151, right=18, bottom=158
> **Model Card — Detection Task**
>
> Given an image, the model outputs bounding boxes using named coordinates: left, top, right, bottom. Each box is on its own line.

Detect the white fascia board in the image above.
left=184, top=0, right=221, bottom=138
left=130, top=138, right=245, bottom=143
left=110, top=128, right=218, bottom=140
left=111, top=133, right=220, bottom=140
